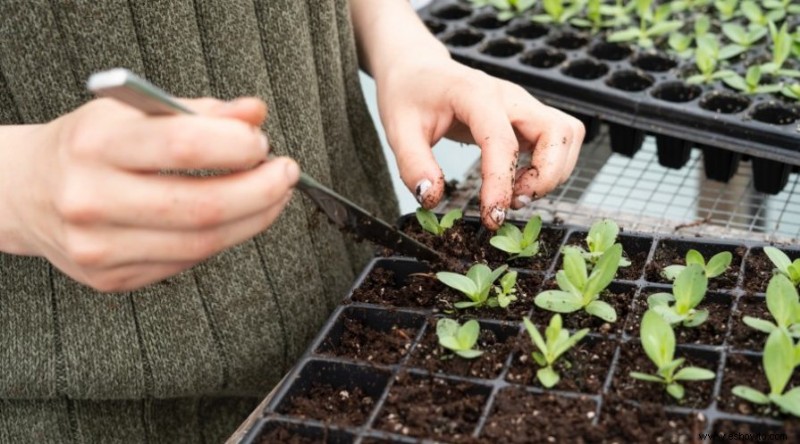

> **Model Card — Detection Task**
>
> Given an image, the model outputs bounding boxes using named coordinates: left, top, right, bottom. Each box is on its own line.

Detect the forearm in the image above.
left=349, top=0, right=450, bottom=82
left=0, top=124, right=44, bottom=255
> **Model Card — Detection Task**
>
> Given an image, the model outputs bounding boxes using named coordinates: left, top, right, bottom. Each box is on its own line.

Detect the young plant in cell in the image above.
left=493, top=270, right=519, bottom=308
left=607, top=0, right=683, bottom=49
left=686, top=36, right=737, bottom=84
left=722, top=66, right=783, bottom=95
left=436, top=318, right=484, bottom=359
left=481, top=0, right=538, bottom=21
left=661, top=249, right=732, bottom=281
left=574, top=219, right=631, bottom=269
left=599, top=0, right=634, bottom=28
left=721, top=23, right=767, bottom=56
left=415, top=208, right=462, bottom=236
left=668, top=16, right=711, bottom=58
left=783, top=84, right=800, bottom=102
left=570, top=0, right=617, bottom=32
left=743, top=274, right=800, bottom=338
left=437, top=263, right=510, bottom=309
left=534, top=244, right=622, bottom=322
left=670, top=0, right=712, bottom=12
left=763, top=0, right=800, bottom=14
left=761, top=22, right=800, bottom=77
left=489, top=215, right=542, bottom=260
left=532, top=0, right=585, bottom=25
left=732, top=328, right=800, bottom=417
left=522, top=315, right=589, bottom=388
left=741, top=1, right=785, bottom=27
left=647, top=264, right=709, bottom=327
left=630, top=310, right=716, bottom=400
left=763, top=246, right=800, bottom=287
left=713, top=0, right=739, bottom=21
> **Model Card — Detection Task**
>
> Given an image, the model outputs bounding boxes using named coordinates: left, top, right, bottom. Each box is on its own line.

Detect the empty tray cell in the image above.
left=441, top=28, right=484, bottom=47
left=546, top=31, right=589, bottom=50
left=728, top=294, right=770, bottom=351
left=608, top=124, right=645, bottom=157
left=701, top=144, right=741, bottom=183
left=559, top=232, right=653, bottom=282
left=430, top=3, right=471, bottom=20
left=743, top=246, right=800, bottom=294
left=752, top=157, right=793, bottom=195
left=561, top=58, right=609, bottom=80
left=750, top=102, right=800, bottom=126
left=506, top=334, right=616, bottom=393
left=480, top=388, right=598, bottom=441
left=530, top=282, right=637, bottom=335
left=349, top=258, right=440, bottom=308
left=651, top=81, right=702, bottom=103
left=645, top=239, right=745, bottom=290
left=316, top=307, right=425, bottom=365
left=468, top=13, right=505, bottom=30
left=435, top=271, right=543, bottom=322
left=655, top=135, right=693, bottom=169
left=610, top=345, right=719, bottom=409
left=520, top=47, right=566, bottom=69
left=588, top=42, right=633, bottom=61
left=408, top=319, right=518, bottom=379
left=625, top=290, right=733, bottom=346
left=599, top=395, right=707, bottom=442
left=631, top=52, right=678, bottom=72
left=605, top=70, right=654, bottom=92
left=698, top=91, right=750, bottom=114
left=273, top=360, right=391, bottom=427
left=480, top=38, right=524, bottom=58
left=718, top=352, right=800, bottom=420
left=505, top=21, right=548, bottom=40
left=376, top=372, right=491, bottom=441
left=424, top=19, right=446, bottom=35
left=245, top=418, right=354, bottom=444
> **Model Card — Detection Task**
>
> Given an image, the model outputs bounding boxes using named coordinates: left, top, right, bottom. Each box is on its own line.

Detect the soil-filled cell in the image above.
left=251, top=419, right=354, bottom=444
left=560, top=231, right=653, bottom=282
left=645, top=239, right=745, bottom=290
left=718, top=353, right=800, bottom=422
left=743, top=246, right=800, bottom=294
left=530, top=282, right=637, bottom=335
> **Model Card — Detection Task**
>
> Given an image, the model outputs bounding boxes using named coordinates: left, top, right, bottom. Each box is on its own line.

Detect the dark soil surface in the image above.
left=318, top=316, right=416, bottom=365
left=408, top=320, right=516, bottom=379
left=624, top=291, right=732, bottom=346
left=376, top=372, right=488, bottom=442
left=718, top=353, right=800, bottom=422
left=434, top=272, right=542, bottom=321
left=529, top=282, right=636, bottom=335
left=610, top=344, right=717, bottom=409
left=351, top=267, right=443, bottom=308
left=278, top=383, right=376, bottom=427
left=400, top=218, right=565, bottom=272
left=505, top=336, right=615, bottom=393
left=481, top=389, right=599, bottom=442
left=599, top=395, right=707, bottom=443
left=561, top=232, right=652, bottom=281
left=744, top=247, right=800, bottom=294
left=645, top=242, right=745, bottom=290
left=256, top=425, right=320, bottom=444
left=711, top=419, right=800, bottom=440
left=728, top=295, right=770, bottom=350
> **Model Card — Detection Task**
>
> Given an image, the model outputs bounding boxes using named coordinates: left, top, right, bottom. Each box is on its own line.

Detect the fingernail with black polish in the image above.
left=415, top=179, right=432, bottom=205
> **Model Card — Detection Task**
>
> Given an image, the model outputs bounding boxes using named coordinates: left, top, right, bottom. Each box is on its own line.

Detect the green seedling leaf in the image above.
left=523, top=315, right=588, bottom=388
left=586, top=300, right=617, bottom=322
left=706, top=252, right=733, bottom=278
left=584, top=244, right=622, bottom=297
left=490, top=216, right=542, bottom=259
left=438, top=264, right=508, bottom=309
left=765, top=328, right=794, bottom=396
left=733, top=385, right=771, bottom=404
left=742, top=316, right=778, bottom=334
left=673, top=366, right=715, bottom=381
left=535, top=290, right=584, bottom=313
left=673, top=264, right=708, bottom=314
left=630, top=372, right=664, bottom=383
left=494, top=270, right=519, bottom=308
left=537, top=366, right=560, bottom=388
left=563, top=246, right=588, bottom=290
left=437, top=318, right=484, bottom=359
left=666, top=383, right=685, bottom=400
left=773, top=387, right=800, bottom=417
left=415, top=208, right=462, bottom=236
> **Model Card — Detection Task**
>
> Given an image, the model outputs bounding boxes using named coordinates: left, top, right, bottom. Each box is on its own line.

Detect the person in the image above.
left=0, top=1, right=583, bottom=442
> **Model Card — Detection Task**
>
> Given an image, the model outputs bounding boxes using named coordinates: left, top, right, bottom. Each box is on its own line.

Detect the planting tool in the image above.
left=86, top=68, right=443, bottom=262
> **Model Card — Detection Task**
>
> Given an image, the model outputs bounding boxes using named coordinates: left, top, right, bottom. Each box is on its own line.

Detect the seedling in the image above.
left=415, top=208, right=462, bottom=236
left=494, top=270, right=519, bottom=308
left=607, top=0, right=683, bottom=49
left=743, top=274, right=800, bottom=338
left=479, top=0, right=537, bottom=21
left=570, top=0, right=617, bottom=32
left=630, top=310, right=715, bottom=400
left=722, top=66, right=783, bottom=95
left=574, top=219, right=631, bottom=269
left=437, top=263, right=510, bottom=309
left=763, top=0, right=800, bottom=14
left=783, top=84, right=800, bottom=101
left=598, top=0, right=634, bottom=28
left=648, top=264, right=709, bottom=327
left=721, top=23, right=767, bottom=56
left=668, top=16, right=711, bottom=58
left=761, top=22, right=797, bottom=75
left=763, top=246, right=800, bottom=287
left=534, top=244, right=622, bottom=322
left=741, top=1, right=785, bottom=27
left=489, top=215, right=542, bottom=259
left=732, top=328, right=800, bottom=417
left=686, top=36, right=737, bottom=84
left=670, top=0, right=711, bottom=12
left=532, top=0, right=585, bottom=25
left=436, top=318, right=483, bottom=359
left=522, top=315, right=589, bottom=388
left=661, top=249, right=732, bottom=281
left=713, top=0, right=739, bottom=21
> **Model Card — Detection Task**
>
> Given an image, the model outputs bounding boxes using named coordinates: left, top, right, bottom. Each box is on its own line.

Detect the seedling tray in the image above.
left=241, top=215, right=800, bottom=442
left=417, top=1, right=800, bottom=194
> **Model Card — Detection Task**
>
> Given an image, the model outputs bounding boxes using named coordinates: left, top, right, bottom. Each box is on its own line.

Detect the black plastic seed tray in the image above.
left=240, top=215, right=800, bottom=443
left=418, top=0, right=800, bottom=194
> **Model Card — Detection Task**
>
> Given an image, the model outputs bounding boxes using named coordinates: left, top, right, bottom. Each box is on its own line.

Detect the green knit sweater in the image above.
left=0, top=1, right=398, bottom=442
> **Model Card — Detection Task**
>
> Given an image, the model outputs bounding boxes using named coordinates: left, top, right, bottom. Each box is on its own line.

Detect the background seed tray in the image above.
left=241, top=216, right=800, bottom=442
left=417, top=0, right=800, bottom=195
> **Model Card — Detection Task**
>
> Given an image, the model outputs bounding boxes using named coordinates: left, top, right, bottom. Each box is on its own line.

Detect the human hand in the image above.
left=0, top=97, right=298, bottom=292
left=376, top=58, right=584, bottom=230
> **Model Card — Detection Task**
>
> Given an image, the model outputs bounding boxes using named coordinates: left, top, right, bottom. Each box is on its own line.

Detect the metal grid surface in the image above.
left=438, top=127, right=800, bottom=244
